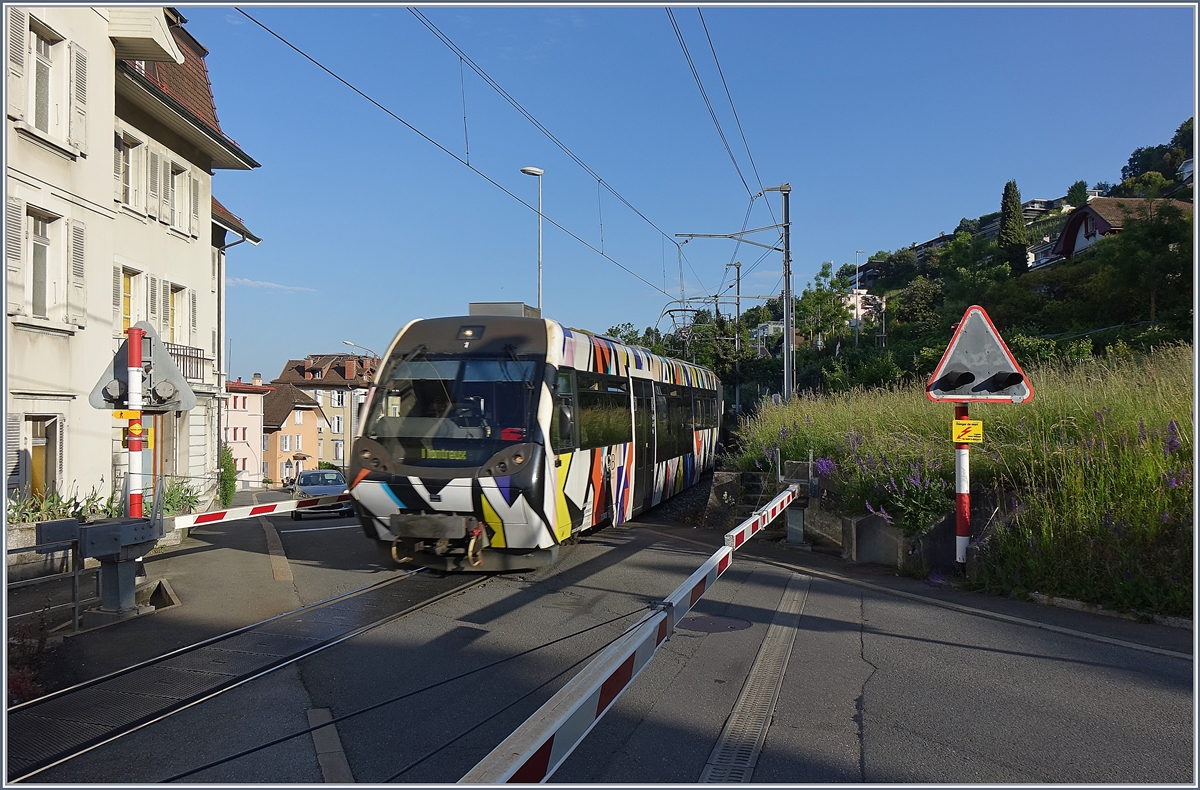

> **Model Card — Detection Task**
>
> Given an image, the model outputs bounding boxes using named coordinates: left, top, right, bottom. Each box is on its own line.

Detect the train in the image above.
left=348, top=315, right=720, bottom=571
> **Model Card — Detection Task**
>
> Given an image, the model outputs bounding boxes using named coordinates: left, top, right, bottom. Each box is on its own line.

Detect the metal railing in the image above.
left=164, top=341, right=207, bottom=382
left=6, top=539, right=96, bottom=633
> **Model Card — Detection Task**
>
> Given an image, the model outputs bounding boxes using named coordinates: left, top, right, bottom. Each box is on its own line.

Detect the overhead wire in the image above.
left=235, top=8, right=674, bottom=300
left=162, top=604, right=647, bottom=782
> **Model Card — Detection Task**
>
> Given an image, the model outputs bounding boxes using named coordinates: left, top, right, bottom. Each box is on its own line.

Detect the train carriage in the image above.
left=349, top=315, right=720, bottom=571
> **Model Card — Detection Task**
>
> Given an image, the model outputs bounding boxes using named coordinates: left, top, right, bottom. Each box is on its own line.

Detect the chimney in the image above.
left=344, top=358, right=356, bottom=380
left=252, top=372, right=262, bottom=386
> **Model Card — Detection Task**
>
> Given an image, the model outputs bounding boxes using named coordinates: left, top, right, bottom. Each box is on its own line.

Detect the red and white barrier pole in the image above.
left=954, top=402, right=969, bottom=563
left=126, top=327, right=146, bottom=518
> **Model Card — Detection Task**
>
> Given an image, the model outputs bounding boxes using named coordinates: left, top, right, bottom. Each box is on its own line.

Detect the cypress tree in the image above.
left=998, top=179, right=1029, bottom=276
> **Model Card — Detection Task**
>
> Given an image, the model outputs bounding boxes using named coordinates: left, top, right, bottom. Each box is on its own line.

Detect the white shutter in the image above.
left=210, top=247, right=217, bottom=292
left=6, top=196, right=25, bottom=315
left=112, top=265, right=121, bottom=325
left=189, top=289, right=197, bottom=344
left=54, top=414, right=65, bottom=485
left=5, top=413, right=24, bottom=494
left=147, top=273, right=159, bottom=327
left=161, top=279, right=170, bottom=338
left=67, top=42, right=87, bottom=153
left=160, top=157, right=172, bottom=224
left=113, top=132, right=124, bottom=201
left=189, top=173, right=199, bottom=237
left=67, top=219, right=86, bottom=326
left=147, top=149, right=159, bottom=218
left=7, top=8, right=26, bottom=122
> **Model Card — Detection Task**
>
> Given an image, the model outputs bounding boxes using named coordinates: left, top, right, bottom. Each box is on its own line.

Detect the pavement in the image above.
left=19, top=488, right=1195, bottom=784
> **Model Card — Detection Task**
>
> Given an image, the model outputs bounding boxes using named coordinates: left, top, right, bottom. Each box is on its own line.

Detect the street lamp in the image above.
left=854, top=249, right=865, bottom=347
left=520, top=166, right=544, bottom=314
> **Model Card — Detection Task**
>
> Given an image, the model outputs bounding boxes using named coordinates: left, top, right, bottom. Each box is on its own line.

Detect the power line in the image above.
left=235, top=8, right=674, bottom=300
left=665, top=8, right=753, bottom=199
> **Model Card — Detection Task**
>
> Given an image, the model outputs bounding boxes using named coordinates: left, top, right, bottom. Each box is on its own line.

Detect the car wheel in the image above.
left=291, top=510, right=301, bottom=521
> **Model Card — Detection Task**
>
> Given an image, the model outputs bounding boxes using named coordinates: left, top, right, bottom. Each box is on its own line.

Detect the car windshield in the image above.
left=365, top=354, right=541, bottom=468
left=298, top=471, right=344, bottom=487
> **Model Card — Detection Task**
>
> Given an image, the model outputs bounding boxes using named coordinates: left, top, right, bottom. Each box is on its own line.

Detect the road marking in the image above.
left=700, top=572, right=809, bottom=782
left=279, top=524, right=361, bottom=534
left=253, top=492, right=293, bottom=582
left=642, top=528, right=1191, bottom=661
left=307, top=707, right=355, bottom=783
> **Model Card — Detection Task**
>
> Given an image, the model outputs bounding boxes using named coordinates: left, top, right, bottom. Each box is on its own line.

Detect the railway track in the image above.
left=6, top=569, right=488, bottom=783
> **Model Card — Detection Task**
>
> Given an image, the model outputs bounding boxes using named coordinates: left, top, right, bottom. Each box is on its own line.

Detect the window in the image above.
left=550, top=370, right=576, bottom=452
left=280, top=434, right=291, bottom=452
left=29, top=215, right=48, bottom=318
left=294, top=410, right=303, bottom=426
left=332, top=415, right=343, bottom=434
left=262, top=461, right=268, bottom=477
left=312, top=369, right=322, bottom=380
left=577, top=373, right=632, bottom=449
left=1084, top=215, right=1096, bottom=237
left=114, top=133, right=141, bottom=207
left=295, top=434, right=302, bottom=452
left=32, top=31, right=52, bottom=134
left=262, top=435, right=269, bottom=451
left=333, top=439, right=344, bottom=461
left=168, top=285, right=185, bottom=344
left=332, top=390, right=345, bottom=408
left=223, top=427, right=229, bottom=442
left=121, top=270, right=133, bottom=330
left=317, top=438, right=323, bottom=457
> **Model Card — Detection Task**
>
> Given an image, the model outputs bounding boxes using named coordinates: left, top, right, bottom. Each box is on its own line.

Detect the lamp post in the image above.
left=520, top=166, right=544, bottom=314
left=854, top=249, right=865, bottom=346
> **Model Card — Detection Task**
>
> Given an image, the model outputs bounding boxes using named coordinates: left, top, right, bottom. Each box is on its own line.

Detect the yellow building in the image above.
left=262, top=383, right=326, bottom=485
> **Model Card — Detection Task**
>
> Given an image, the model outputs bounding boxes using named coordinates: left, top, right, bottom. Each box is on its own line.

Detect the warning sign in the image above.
left=122, top=427, right=155, bottom=448
left=952, top=420, right=983, bottom=443
left=113, top=409, right=141, bottom=420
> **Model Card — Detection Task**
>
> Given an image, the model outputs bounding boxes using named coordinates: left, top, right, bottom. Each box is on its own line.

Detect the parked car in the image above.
left=291, top=469, right=352, bottom=520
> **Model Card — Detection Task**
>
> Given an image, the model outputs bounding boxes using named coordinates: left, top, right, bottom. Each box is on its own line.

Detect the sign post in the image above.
left=927, top=305, right=1032, bottom=565
left=126, top=327, right=145, bottom=518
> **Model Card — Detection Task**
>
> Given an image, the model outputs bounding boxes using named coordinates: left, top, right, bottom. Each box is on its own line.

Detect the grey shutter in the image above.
left=161, top=279, right=170, bottom=338
left=7, top=8, right=26, bottom=121
left=5, top=413, right=23, bottom=494
left=147, top=273, right=159, bottom=328
left=54, top=413, right=64, bottom=485
left=68, top=219, right=86, bottom=326
left=210, top=247, right=217, bottom=292
left=112, top=265, right=121, bottom=325
left=6, top=196, right=25, bottom=315
left=147, top=149, right=159, bottom=218
left=160, top=157, right=172, bottom=224
left=189, top=173, right=199, bottom=236
left=189, top=288, right=197, bottom=344
left=113, top=132, right=123, bottom=201
left=68, top=42, right=86, bottom=152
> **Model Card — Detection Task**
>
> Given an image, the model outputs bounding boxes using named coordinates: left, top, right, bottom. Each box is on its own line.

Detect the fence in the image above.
left=6, top=539, right=95, bottom=634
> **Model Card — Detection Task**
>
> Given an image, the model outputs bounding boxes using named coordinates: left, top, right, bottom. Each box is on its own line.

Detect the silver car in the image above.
left=291, top=469, right=352, bottom=520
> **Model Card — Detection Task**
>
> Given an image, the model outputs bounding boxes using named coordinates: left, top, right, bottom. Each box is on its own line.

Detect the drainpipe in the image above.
left=214, top=230, right=254, bottom=499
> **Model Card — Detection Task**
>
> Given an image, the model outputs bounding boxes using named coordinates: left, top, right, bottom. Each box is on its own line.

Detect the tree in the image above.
left=796, top=261, right=851, bottom=347
left=895, top=275, right=943, bottom=325
left=954, top=217, right=980, bottom=236
left=1066, top=180, right=1090, bottom=208
left=1092, top=181, right=1114, bottom=196
left=835, top=263, right=858, bottom=285
left=998, top=180, right=1029, bottom=276
left=1111, top=171, right=1171, bottom=199
left=1089, top=199, right=1193, bottom=322
left=1121, top=144, right=1171, bottom=183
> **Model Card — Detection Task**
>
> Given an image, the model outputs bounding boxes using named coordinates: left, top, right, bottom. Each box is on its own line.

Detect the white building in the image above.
left=5, top=7, right=258, bottom=506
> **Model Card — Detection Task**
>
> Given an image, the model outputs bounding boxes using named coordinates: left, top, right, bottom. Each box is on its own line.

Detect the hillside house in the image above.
left=1051, top=197, right=1194, bottom=260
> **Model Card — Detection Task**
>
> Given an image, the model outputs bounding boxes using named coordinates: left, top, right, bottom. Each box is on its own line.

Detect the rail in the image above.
left=6, top=539, right=95, bottom=633
left=164, top=341, right=207, bottom=382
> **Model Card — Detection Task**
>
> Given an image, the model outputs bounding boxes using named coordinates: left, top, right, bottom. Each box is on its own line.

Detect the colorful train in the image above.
left=349, top=315, right=720, bottom=571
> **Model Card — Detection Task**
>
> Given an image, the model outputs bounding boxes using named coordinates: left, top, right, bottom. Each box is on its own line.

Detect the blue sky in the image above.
left=179, top=4, right=1196, bottom=382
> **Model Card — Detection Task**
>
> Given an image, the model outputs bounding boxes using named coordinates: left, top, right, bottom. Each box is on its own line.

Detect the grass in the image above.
left=731, top=343, right=1194, bottom=616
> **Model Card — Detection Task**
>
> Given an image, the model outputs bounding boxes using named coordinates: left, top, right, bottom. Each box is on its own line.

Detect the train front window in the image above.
left=366, top=355, right=541, bottom=467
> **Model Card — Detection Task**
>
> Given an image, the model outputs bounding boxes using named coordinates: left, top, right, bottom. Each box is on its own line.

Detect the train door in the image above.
left=631, top=378, right=654, bottom=514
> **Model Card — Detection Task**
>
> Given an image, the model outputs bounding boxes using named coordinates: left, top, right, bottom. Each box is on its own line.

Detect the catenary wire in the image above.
left=162, top=605, right=646, bottom=782
left=235, top=9, right=674, bottom=300
left=665, top=8, right=753, bottom=199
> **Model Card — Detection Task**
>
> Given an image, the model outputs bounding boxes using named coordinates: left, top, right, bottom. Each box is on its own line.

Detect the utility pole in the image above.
left=728, top=261, right=741, bottom=413
left=778, top=184, right=793, bottom=400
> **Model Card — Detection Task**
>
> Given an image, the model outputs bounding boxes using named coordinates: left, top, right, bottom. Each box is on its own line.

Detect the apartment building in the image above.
left=224, top=373, right=271, bottom=490
left=262, top=382, right=326, bottom=485
left=5, top=7, right=259, bottom=505
left=272, top=354, right=379, bottom=472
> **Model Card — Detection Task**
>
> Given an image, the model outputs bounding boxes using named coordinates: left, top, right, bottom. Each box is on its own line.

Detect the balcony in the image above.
left=165, top=342, right=207, bottom=383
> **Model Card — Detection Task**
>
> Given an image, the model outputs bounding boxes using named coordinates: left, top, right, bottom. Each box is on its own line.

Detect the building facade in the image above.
left=262, top=382, right=326, bottom=485
left=272, top=354, right=379, bottom=472
left=224, top=373, right=271, bottom=490
left=5, top=7, right=258, bottom=505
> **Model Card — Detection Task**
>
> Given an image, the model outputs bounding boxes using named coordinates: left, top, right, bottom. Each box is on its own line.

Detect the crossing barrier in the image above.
left=171, top=494, right=352, bottom=530
left=460, top=482, right=801, bottom=784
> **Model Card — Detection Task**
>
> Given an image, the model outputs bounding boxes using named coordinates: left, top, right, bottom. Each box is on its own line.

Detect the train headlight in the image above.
left=497, top=461, right=508, bottom=473
left=512, top=453, right=524, bottom=465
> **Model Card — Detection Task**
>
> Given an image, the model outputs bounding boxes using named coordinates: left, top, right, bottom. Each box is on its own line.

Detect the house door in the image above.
left=26, top=416, right=57, bottom=498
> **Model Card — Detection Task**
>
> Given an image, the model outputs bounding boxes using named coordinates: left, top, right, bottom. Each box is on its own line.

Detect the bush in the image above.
left=6, top=485, right=122, bottom=523
left=151, top=479, right=201, bottom=516
left=218, top=443, right=236, bottom=507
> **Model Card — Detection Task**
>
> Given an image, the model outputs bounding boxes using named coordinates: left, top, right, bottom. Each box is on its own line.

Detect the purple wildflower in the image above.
left=1165, top=472, right=1179, bottom=490
left=1165, top=420, right=1182, bottom=454
left=1094, top=410, right=1105, bottom=427
left=877, top=505, right=893, bottom=525
left=1161, top=512, right=1171, bottom=523
left=805, top=414, right=812, bottom=425
left=814, top=456, right=835, bottom=477
left=1138, top=419, right=1147, bottom=444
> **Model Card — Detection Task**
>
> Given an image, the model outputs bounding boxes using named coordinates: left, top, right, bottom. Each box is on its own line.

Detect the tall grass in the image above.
left=732, top=343, right=1194, bottom=616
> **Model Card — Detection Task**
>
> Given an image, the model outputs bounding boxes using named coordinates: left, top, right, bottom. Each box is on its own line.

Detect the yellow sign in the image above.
left=113, top=410, right=141, bottom=420
left=421, top=448, right=467, bottom=460
left=122, top=427, right=154, bottom=448
left=127, top=423, right=144, bottom=435
left=952, top=420, right=983, bottom=443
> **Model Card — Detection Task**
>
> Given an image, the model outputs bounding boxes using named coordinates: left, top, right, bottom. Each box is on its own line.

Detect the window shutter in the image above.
left=68, top=219, right=86, bottom=326
left=189, top=289, right=197, bottom=344
left=211, top=327, right=217, bottom=355
left=112, top=265, right=121, bottom=325
left=68, top=42, right=87, bottom=153
left=7, top=8, right=26, bottom=121
left=210, top=247, right=217, bottom=292
left=147, top=149, right=160, bottom=218
left=55, top=414, right=65, bottom=483
left=147, top=273, right=159, bottom=327
left=113, top=132, right=124, bottom=201
left=160, top=157, right=171, bottom=224
left=5, top=413, right=23, bottom=494
left=189, top=173, right=200, bottom=237
left=161, top=279, right=170, bottom=338
left=6, top=196, right=25, bottom=315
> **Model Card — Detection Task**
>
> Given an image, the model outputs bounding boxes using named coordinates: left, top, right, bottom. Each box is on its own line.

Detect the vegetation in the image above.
left=218, top=443, right=237, bottom=507
left=6, top=485, right=122, bottom=524
left=730, top=343, right=1193, bottom=616
left=148, top=478, right=201, bottom=516
left=998, top=179, right=1030, bottom=276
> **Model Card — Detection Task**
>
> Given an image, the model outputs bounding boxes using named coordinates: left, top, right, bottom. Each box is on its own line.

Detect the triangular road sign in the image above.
left=926, top=306, right=1033, bottom=403
left=88, top=322, right=197, bottom=412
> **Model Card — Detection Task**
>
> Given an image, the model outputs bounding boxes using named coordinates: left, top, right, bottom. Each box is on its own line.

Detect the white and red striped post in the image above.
left=954, top=402, right=969, bottom=563
left=126, top=327, right=145, bottom=518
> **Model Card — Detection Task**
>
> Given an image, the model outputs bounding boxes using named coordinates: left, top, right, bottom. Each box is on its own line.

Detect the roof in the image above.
left=274, top=354, right=381, bottom=389
left=226, top=378, right=274, bottom=395
left=1052, top=198, right=1193, bottom=258
left=212, top=198, right=262, bottom=243
left=262, top=383, right=321, bottom=430
left=116, top=17, right=258, bottom=170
